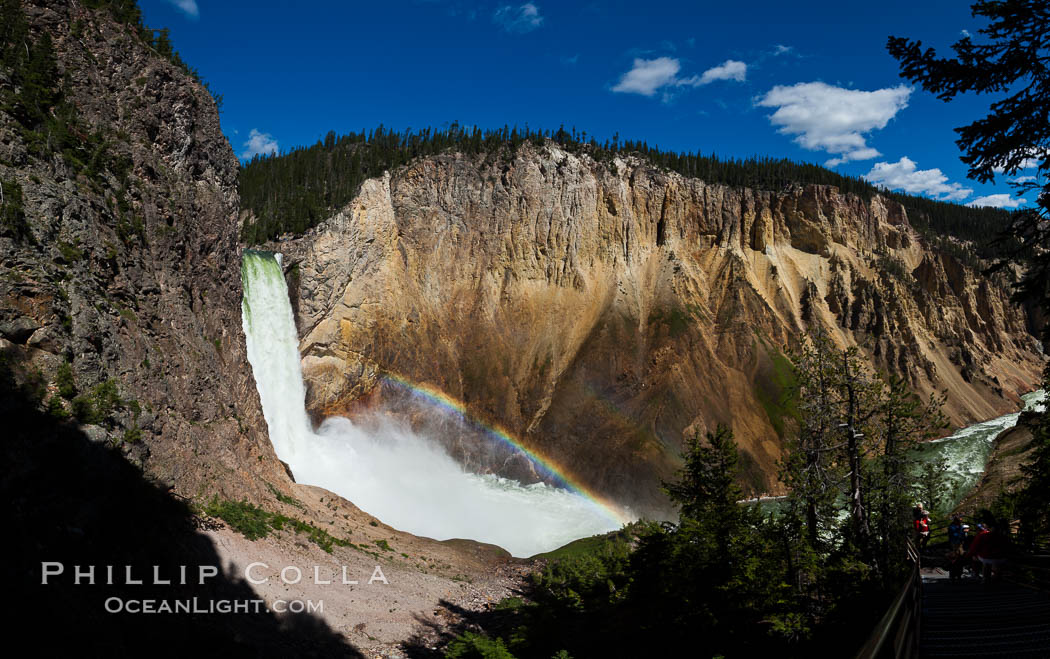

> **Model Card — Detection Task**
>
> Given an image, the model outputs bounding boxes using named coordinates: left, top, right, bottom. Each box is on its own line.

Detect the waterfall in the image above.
left=241, top=251, right=316, bottom=461
left=240, top=250, right=623, bottom=557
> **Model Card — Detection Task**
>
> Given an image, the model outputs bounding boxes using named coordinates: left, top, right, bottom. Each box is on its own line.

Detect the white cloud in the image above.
left=1013, top=175, right=1037, bottom=183
left=677, top=59, right=747, bottom=86
left=967, top=194, right=1027, bottom=209
left=612, top=57, right=681, bottom=96
left=166, top=0, right=199, bottom=18
left=773, top=44, right=794, bottom=56
left=756, top=82, right=911, bottom=166
left=612, top=57, right=747, bottom=97
left=493, top=3, right=543, bottom=33
left=864, top=157, right=972, bottom=201
left=960, top=29, right=971, bottom=38
left=993, top=155, right=1043, bottom=174
left=240, top=129, right=278, bottom=160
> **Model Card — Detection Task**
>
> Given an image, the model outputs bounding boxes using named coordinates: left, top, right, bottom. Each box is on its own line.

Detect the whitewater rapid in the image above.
left=241, top=250, right=623, bottom=557
left=910, top=389, right=1045, bottom=510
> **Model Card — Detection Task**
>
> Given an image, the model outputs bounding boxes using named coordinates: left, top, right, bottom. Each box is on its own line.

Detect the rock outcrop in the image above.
left=0, top=1, right=279, bottom=500
left=955, top=411, right=1040, bottom=515
left=278, top=145, right=1044, bottom=516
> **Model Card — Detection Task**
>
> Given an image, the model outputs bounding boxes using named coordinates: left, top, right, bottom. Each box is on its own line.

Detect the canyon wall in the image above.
left=0, top=1, right=279, bottom=500
left=281, top=145, right=1044, bottom=515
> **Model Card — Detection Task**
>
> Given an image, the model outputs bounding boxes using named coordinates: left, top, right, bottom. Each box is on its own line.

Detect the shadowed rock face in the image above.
left=278, top=145, right=1043, bottom=516
left=0, top=1, right=280, bottom=501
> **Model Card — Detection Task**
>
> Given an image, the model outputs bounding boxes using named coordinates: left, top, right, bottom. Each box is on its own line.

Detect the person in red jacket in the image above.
left=965, top=516, right=1010, bottom=584
left=913, top=505, right=931, bottom=551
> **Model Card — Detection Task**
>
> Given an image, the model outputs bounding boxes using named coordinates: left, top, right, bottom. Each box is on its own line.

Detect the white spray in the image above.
left=241, top=250, right=623, bottom=557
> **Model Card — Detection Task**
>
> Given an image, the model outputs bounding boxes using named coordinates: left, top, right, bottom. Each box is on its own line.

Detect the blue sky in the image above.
left=139, top=0, right=1034, bottom=209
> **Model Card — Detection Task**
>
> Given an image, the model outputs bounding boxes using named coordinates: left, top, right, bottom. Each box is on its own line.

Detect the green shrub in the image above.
left=444, top=632, right=516, bottom=659
left=23, top=367, right=46, bottom=405
left=57, top=241, right=84, bottom=263
left=122, top=425, right=141, bottom=444
left=493, top=597, right=524, bottom=611
left=56, top=361, right=76, bottom=399
left=66, top=378, right=124, bottom=427
left=46, top=396, right=69, bottom=420
left=91, top=379, right=122, bottom=421
left=0, top=178, right=31, bottom=242
left=71, top=395, right=98, bottom=424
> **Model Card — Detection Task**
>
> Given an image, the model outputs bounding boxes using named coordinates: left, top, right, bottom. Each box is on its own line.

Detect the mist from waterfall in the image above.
left=240, top=250, right=623, bottom=557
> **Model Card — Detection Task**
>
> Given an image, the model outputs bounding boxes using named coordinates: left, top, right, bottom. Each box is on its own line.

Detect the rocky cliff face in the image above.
left=0, top=1, right=279, bottom=500
left=279, top=144, right=1044, bottom=516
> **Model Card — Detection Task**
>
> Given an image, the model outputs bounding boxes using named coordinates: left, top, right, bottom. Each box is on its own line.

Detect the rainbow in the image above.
left=380, top=372, right=633, bottom=526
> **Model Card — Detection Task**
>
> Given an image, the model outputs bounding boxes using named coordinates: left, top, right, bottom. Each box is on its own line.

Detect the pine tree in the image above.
left=781, top=329, right=842, bottom=548
left=0, top=0, right=28, bottom=69
left=15, top=32, right=60, bottom=130
left=868, top=375, right=946, bottom=582
left=664, top=424, right=746, bottom=558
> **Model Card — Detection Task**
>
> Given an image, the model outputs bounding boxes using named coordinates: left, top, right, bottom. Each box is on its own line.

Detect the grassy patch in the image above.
left=530, top=524, right=638, bottom=561
left=116, top=305, right=137, bottom=323
left=648, top=306, right=692, bottom=338
left=203, top=498, right=271, bottom=540
left=203, top=497, right=352, bottom=553
left=753, top=340, right=799, bottom=439
left=265, top=482, right=304, bottom=509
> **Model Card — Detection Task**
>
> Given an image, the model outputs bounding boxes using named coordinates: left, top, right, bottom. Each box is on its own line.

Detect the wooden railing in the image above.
left=855, top=538, right=922, bottom=659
